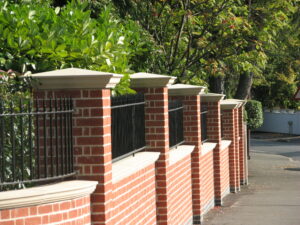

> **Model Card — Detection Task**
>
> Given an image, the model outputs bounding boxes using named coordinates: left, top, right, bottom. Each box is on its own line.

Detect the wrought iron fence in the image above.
left=169, top=100, right=184, bottom=148
left=111, top=94, right=146, bottom=161
left=0, top=98, right=74, bottom=191
left=221, top=111, right=225, bottom=139
left=201, top=105, right=208, bottom=142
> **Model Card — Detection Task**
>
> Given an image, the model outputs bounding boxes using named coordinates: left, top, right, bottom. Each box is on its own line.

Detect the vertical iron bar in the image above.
left=66, top=98, right=70, bottom=172
left=49, top=98, right=53, bottom=177
left=0, top=100, right=4, bottom=184
left=70, top=98, right=74, bottom=172
left=68, top=98, right=73, bottom=172
left=35, top=99, right=40, bottom=179
left=132, top=104, right=136, bottom=155
left=60, top=98, right=64, bottom=175
left=64, top=98, right=68, bottom=173
left=43, top=99, right=47, bottom=178
left=10, top=102, right=16, bottom=182
left=28, top=100, right=33, bottom=180
left=55, top=98, right=59, bottom=176
left=19, top=99, right=24, bottom=181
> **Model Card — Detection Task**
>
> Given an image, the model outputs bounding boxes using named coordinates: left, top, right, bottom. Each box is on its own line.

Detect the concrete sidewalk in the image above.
left=202, top=153, right=300, bottom=225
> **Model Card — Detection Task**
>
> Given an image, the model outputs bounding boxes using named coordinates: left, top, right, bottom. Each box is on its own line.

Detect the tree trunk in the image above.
left=208, top=75, right=225, bottom=94
left=234, top=72, right=253, bottom=100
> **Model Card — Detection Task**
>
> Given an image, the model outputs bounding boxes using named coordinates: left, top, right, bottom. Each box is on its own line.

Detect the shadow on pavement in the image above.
left=280, top=151, right=300, bottom=159
left=284, top=168, right=300, bottom=172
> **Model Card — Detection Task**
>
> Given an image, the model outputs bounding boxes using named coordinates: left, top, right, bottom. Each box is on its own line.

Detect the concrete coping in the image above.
left=23, top=68, right=123, bottom=90
left=112, top=152, right=160, bottom=183
left=227, top=98, right=246, bottom=107
left=221, top=99, right=241, bottom=110
left=130, top=72, right=176, bottom=88
left=168, top=84, right=206, bottom=96
left=0, top=180, right=98, bottom=210
left=237, top=99, right=247, bottom=107
left=201, top=142, right=217, bottom=156
left=169, top=145, right=195, bottom=165
left=201, top=93, right=225, bottom=102
left=220, top=140, right=232, bottom=151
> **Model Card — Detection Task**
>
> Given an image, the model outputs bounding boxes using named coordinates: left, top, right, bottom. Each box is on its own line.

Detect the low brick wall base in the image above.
left=1, top=196, right=91, bottom=225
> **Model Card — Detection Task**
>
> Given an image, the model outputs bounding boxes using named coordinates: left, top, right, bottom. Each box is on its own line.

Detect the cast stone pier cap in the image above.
left=236, top=99, right=246, bottom=107
left=201, top=93, right=225, bottom=102
left=221, top=99, right=242, bottom=110
left=168, top=84, right=206, bottom=96
left=23, top=68, right=123, bottom=90
left=130, top=72, right=176, bottom=88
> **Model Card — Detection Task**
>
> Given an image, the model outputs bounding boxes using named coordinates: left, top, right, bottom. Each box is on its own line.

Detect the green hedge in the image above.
left=245, top=100, right=263, bottom=130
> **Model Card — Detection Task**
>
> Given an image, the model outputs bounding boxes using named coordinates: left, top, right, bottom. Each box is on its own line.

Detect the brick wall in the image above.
left=170, top=95, right=202, bottom=223
left=219, top=146, right=230, bottom=198
left=234, top=108, right=241, bottom=190
left=238, top=107, right=246, bottom=184
left=203, top=101, right=223, bottom=205
left=222, top=109, right=239, bottom=192
left=136, top=87, right=170, bottom=224
left=34, top=89, right=113, bottom=225
left=200, top=150, right=214, bottom=215
left=110, top=164, right=157, bottom=225
left=168, top=155, right=193, bottom=225
left=0, top=196, right=91, bottom=225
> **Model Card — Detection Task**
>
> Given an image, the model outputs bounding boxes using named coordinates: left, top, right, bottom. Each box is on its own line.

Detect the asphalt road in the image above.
left=251, top=138, right=300, bottom=161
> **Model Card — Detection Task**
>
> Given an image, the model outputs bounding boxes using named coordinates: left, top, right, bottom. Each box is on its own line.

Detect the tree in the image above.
left=109, top=0, right=298, bottom=101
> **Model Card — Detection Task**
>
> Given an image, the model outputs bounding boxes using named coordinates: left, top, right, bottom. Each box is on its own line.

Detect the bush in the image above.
left=245, top=100, right=263, bottom=130
left=0, top=1, right=155, bottom=94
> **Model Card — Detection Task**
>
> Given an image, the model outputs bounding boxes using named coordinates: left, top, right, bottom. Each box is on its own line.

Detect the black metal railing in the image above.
left=201, top=105, right=208, bottom=143
left=168, top=100, right=184, bottom=148
left=221, top=111, right=225, bottom=139
left=0, top=98, right=74, bottom=191
left=111, top=94, right=146, bottom=161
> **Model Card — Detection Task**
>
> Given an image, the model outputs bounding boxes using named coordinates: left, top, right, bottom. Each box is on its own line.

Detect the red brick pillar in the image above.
left=169, top=84, right=205, bottom=224
left=221, top=100, right=240, bottom=193
left=234, top=108, right=241, bottom=191
left=238, top=104, right=247, bottom=185
left=31, top=68, right=122, bottom=225
left=131, top=73, right=175, bottom=225
left=201, top=94, right=224, bottom=206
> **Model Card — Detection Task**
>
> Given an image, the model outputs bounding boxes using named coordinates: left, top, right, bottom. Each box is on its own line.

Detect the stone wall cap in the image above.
left=221, top=99, right=241, bottom=109
left=112, top=151, right=160, bottom=183
left=0, top=180, right=98, bottom=210
left=201, top=93, right=225, bottom=102
left=168, top=84, right=206, bottom=96
left=130, top=72, right=176, bottom=88
left=25, top=68, right=123, bottom=90
left=201, top=142, right=217, bottom=156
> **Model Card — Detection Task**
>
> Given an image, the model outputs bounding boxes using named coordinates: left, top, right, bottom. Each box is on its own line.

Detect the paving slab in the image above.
left=202, top=152, right=300, bottom=225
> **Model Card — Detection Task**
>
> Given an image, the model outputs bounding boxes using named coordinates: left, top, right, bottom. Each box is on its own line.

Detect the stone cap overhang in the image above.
left=168, top=84, right=206, bottom=96
left=221, top=99, right=241, bottom=110
left=237, top=99, right=246, bottom=107
left=200, top=93, right=225, bottom=102
left=130, top=72, right=176, bottom=88
left=0, top=180, right=97, bottom=210
left=22, top=68, right=123, bottom=90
